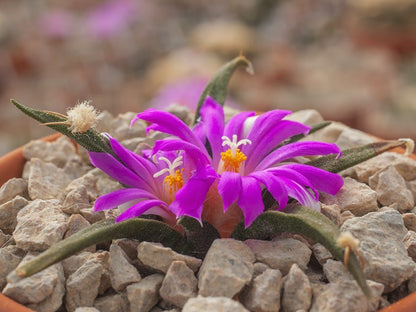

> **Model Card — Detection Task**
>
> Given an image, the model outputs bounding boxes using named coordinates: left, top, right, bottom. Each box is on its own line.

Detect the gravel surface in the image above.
left=1, top=107, right=416, bottom=312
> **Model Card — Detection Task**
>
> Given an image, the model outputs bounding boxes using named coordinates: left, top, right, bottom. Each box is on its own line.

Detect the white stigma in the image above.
left=153, top=155, right=183, bottom=178
left=222, top=135, right=252, bottom=156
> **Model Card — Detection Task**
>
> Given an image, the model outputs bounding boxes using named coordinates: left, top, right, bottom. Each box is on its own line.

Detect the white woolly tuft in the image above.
left=66, top=100, right=98, bottom=133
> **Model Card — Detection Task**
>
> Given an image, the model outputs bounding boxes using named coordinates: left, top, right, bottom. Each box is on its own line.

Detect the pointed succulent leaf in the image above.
left=306, top=140, right=407, bottom=173
left=15, top=218, right=190, bottom=278
left=11, top=99, right=115, bottom=156
left=231, top=205, right=371, bottom=297
left=194, top=54, right=253, bottom=124
left=178, top=216, right=220, bottom=259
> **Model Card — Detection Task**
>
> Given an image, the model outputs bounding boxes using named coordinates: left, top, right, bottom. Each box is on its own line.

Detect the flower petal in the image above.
left=199, top=97, right=225, bottom=167
left=237, top=176, right=264, bottom=227
left=94, top=188, right=156, bottom=211
left=280, top=178, right=320, bottom=211
left=108, top=137, right=157, bottom=187
left=218, top=171, right=242, bottom=211
left=249, top=171, right=288, bottom=209
left=244, top=120, right=310, bottom=172
left=116, top=199, right=167, bottom=222
left=134, top=109, right=205, bottom=150
left=224, top=111, right=256, bottom=140
left=153, top=139, right=210, bottom=168
left=169, top=165, right=217, bottom=221
left=256, top=141, right=341, bottom=171
left=281, top=163, right=344, bottom=195
left=89, top=151, right=147, bottom=189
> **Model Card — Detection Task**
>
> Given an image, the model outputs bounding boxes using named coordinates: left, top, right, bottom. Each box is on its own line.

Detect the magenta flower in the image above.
left=88, top=135, right=216, bottom=224
left=134, top=97, right=344, bottom=228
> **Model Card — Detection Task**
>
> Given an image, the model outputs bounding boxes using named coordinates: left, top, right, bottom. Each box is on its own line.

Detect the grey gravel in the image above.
left=341, top=208, right=416, bottom=292
left=198, top=239, right=255, bottom=298
left=0, top=195, right=28, bottom=234
left=109, top=243, right=141, bottom=291
left=159, top=260, right=198, bottom=308
left=183, top=296, right=249, bottom=312
left=241, top=268, right=282, bottom=312
left=282, top=264, right=312, bottom=312
left=126, top=274, right=164, bottom=312
left=137, top=241, right=202, bottom=273
left=245, top=238, right=311, bottom=275
left=13, top=199, right=68, bottom=251
left=0, top=178, right=27, bottom=205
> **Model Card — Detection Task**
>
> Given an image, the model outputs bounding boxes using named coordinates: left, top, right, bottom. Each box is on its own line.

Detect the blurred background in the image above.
left=1, top=0, right=416, bottom=156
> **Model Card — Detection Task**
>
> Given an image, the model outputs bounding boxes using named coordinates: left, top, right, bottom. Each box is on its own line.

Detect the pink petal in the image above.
left=256, top=141, right=341, bottom=171
left=237, top=177, right=264, bottom=227
left=169, top=165, right=217, bottom=221
left=116, top=199, right=167, bottom=222
left=94, top=188, right=156, bottom=211
left=218, top=171, right=242, bottom=211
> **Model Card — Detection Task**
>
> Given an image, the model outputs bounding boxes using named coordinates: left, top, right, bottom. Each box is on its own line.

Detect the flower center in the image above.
left=153, top=156, right=184, bottom=201
left=220, top=135, right=252, bottom=173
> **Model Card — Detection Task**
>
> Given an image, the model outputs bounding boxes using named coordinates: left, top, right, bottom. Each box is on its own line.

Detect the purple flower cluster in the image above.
left=89, top=97, right=343, bottom=232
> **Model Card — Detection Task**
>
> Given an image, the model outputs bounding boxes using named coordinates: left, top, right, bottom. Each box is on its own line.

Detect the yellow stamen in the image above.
left=221, top=149, right=247, bottom=173
left=153, top=155, right=184, bottom=202
left=219, top=135, right=252, bottom=173
left=164, top=169, right=184, bottom=200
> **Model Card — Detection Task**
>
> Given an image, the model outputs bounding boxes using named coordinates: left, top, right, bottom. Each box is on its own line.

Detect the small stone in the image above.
left=310, top=280, right=384, bottom=312
left=13, top=199, right=68, bottom=251
left=0, top=247, right=22, bottom=290
left=253, top=262, right=270, bottom=277
left=160, top=261, right=197, bottom=308
left=109, top=244, right=141, bottom=291
left=369, top=166, right=414, bottom=213
left=245, top=238, right=311, bottom=275
left=66, top=260, right=104, bottom=312
left=351, top=152, right=416, bottom=183
left=4, top=253, right=64, bottom=308
left=320, top=203, right=341, bottom=226
left=94, top=293, right=129, bottom=312
left=63, top=186, right=91, bottom=214
left=111, top=112, right=146, bottom=141
left=341, top=209, right=415, bottom=292
left=27, top=158, right=70, bottom=201
left=312, top=243, right=333, bottom=266
left=402, top=213, right=416, bottom=232
left=80, top=207, right=105, bottom=224
left=64, top=214, right=92, bottom=239
left=62, top=252, right=96, bottom=278
left=282, top=264, right=312, bottom=312
left=75, top=308, right=100, bottom=312
left=403, top=231, right=416, bottom=261
left=334, top=127, right=376, bottom=150
left=126, top=274, right=164, bottom=312
left=23, top=136, right=77, bottom=167
left=0, top=229, right=13, bottom=247
left=63, top=156, right=91, bottom=181
left=321, top=177, right=378, bottom=216
left=241, top=268, right=282, bottom=312
left=0, top=178, right=27, bottom=205
left=183, top=296, right=249, bottom=312
left=339, top=210, right=355, bottom=225
left=284, top=109, right=323, bottom=126
left=198, top=239, right=255, bottom=298
left=323, top=260, right=353, bottom=283
left=137, top=242, right=202, bottom=273
left=0, top=196, right=28, bottom=234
